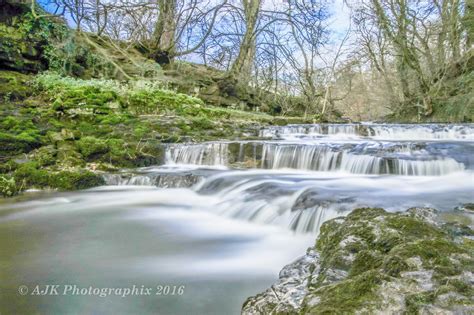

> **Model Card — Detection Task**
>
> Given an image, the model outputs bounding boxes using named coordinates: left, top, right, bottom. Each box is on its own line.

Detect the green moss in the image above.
left=382, top=255, right=409, bottom=277
left=126, top=88, right=204, bottom=115
left=405, top=292, right=436, bottom=314
left=13, top=162, right=50, bottom=188
left=76, top=136, right=108, bottom=158
left=49, top=170, right=105, bottom=190
left=0, top=132, right=41, bottom=155
left=303, top=208, right=473, bottom=313
left=305, top=270, right=384, bottom=314
left=391, top=239, right=465, bottom=269
left=385, top=215, right=445, bottom=240
left=31, top=145, right=57, bottom=166
left=13, top=162, right=103, bottom=190
left=0, top=160, right=18, bottom=174
left=350, top=250, right=383, bottom=277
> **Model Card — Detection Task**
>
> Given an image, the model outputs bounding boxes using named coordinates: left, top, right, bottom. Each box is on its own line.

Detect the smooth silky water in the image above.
left=1, top=124, right=473, bottom=314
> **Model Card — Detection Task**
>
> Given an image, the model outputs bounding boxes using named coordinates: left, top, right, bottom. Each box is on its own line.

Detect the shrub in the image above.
left=0, top=175, right=19, bottom=197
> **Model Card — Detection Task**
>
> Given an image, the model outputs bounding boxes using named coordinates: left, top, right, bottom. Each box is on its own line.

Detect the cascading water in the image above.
left=164, top=141, right=469, bottom=176
left=2, top=123, right=473, bottom=315
left=260, top=123, right=474, bottom=141
left=166, top=142, right=230, bottom=165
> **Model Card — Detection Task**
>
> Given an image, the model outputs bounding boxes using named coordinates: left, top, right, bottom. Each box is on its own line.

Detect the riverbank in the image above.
left=0, top=69, right=314, bottom=196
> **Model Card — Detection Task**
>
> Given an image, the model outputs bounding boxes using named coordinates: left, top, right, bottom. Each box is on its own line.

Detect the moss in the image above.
left=385, top=215, right=445, bottom=240
left=405, top=292, right=436, bottom=314
left=126, top=88, right=204, bottom=115
left=349, top=250, right=383, bottom=277
left=382, top=255, right=409, bottom=277
left=13, top=162, right=51, bottom=188
left=304, top=270, right=384, bottom=314
left=0, top=71, right=33, bottom=100
left=391, top=239, right=465, bottom=268
left=76, top=136, right=108, bottom=159
left=304, top=208, right=474, bottom=313
left=0, top=132, right=41, bottom=155
left=49, top=170, right=105, bottom=190
left=13, top=162, right=103, bottom=190
left=0, top=160, right=18, bottom=173
left=31, top=145, right=57, bottom=166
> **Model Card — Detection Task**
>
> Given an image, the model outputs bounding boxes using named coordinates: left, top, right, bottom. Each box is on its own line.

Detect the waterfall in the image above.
left=327, top=124, right=359, bottom=136
left=260, top=123, right=474, bottom=140
left=166, top=142, right=229, bottom=165
left=164, top=141, right=467, bottom=176
left=102, top=174, right=155, bottom=186
left=102, top=172, right=204, bottom=188
left=368, top=124, right=474, bottom=141
left=260, top=143, right=465, bottom=175
left=196, top=174, right=345, bottom=234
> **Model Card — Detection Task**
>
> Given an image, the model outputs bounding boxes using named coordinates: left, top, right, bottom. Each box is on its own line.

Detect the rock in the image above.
left=242, top=208, right=474, bottom=314
left=242, top=249, right=319, bottom=315
left=455, top=203, right=474, bottom=214
left=31, top=145, right=57, bottom=166
left=404, top=207, right=440, bottom=226
left=47, top=131, right=65, bottom=143
left=60, top=128, right=76, bottom=140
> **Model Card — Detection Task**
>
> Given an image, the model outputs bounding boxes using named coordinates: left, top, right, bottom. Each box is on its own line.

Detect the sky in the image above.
left=329, top=0, right=351, bottom=37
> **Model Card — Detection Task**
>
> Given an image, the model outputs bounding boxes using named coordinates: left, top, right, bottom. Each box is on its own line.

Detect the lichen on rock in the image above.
left=242, top=207, right=474, bottom=314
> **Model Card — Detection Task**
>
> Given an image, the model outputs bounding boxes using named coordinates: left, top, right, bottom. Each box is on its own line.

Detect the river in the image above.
left=0, top=123, right=473, bottom=314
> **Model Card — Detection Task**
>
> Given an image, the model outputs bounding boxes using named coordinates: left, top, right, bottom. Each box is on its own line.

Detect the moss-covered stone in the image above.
left=243, top=208, right=474, bottom=314
left=0, top=131, right=41, bottom=155
left=76, top=136, right=108, bottom=159
left=12, top=162, right=104, bottom=191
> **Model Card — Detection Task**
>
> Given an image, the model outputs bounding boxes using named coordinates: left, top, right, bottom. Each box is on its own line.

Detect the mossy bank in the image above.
left=242, top=207, right=474, bottom=314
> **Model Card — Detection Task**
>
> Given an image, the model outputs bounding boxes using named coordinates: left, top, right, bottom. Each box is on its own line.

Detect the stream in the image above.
left=1, top=123, right=473, bottom=314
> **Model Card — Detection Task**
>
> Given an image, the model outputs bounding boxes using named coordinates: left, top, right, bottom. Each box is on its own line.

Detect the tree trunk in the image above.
left=230, top=0, right=261, bottom=79
left=463, top=0, right=473, bottom=48
left=152, top=0, right=177, bottom=65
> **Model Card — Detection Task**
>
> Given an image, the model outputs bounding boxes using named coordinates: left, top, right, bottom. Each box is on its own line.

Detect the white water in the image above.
left=1, top=123, right=473, bottom=315
left=165, top=141, right=470, bottom=176
left=260, top=123, right=474, bottom=141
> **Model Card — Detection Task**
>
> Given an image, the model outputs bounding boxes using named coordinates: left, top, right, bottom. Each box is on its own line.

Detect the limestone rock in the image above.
left=242, top=208, right=474, bottom=314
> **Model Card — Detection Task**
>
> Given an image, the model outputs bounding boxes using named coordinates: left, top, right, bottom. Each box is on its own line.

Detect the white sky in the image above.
left=329, top=0, right=351, bottom=37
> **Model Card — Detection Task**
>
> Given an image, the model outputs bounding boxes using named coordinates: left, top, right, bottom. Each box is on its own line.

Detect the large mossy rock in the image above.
left=0, top=1, right=48, bottom=72
left=242, top=207, right=473, bottom=314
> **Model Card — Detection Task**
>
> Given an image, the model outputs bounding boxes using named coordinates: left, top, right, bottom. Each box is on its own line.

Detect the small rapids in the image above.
left=165, top=141, right=471, bottom=176
left=259, top=123, right=474, bottom=141
left=1, top=123, right=473, bottom=315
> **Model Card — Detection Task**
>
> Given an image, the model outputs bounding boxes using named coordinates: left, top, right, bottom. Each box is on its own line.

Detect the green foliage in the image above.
left=0, top=175, right=19, bottom=197
left=1, top=116, right=41, bottom=142
left=126, top=88, right=204, bottom=115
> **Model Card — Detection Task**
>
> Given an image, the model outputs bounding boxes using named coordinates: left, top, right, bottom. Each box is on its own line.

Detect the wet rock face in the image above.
left=242, top=207, right=474, bottom=314
left=242, top=250, right=320, bottom=314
